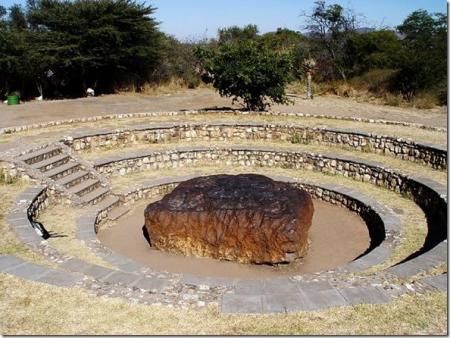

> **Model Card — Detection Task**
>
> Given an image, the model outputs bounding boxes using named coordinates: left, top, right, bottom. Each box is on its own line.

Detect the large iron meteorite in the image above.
left=143, top=174, right=314, bottom=264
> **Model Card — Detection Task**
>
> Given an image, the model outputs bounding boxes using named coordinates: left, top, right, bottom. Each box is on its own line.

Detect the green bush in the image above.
left=291, top=133, right=313, bottom=145
left=196, top=41, right=293, bottom=111
left=184, top=74, right=201, bottom=89
left=394, top=10, right=447, bottom=100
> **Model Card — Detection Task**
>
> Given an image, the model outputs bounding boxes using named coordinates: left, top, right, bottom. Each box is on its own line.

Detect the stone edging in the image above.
left=3, top=175, right=446, bottom=314
left=62, top=121, right=447, bottom=169
left=0, top=109, right=445, bottom=135
left=72, top=174, right=449, bottom=313
left=93, top=145, right=447, bottom=257
left=101, top=174, right=401, bottom=277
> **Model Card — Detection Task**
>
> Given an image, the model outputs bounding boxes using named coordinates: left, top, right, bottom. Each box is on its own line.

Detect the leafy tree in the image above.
left=8, top=4, right=27, bottom=31
left=0, top=6, right=28, bottom=97
left=348, top=30, right=403, bottom=75
left=303, top=0, right=359, bottom=81
left=260, top=28, right=305, bottom=51
left=25, top=0, right=162, bottom=96
left=196, top=40, right=293, bottom=111
left=218, top=24, right=259, bottom=45
left=394, top=10, right=447, bottom=100
left=261, top=28, right=310, bottom=79
left=155, top=35, right=204, bottom=88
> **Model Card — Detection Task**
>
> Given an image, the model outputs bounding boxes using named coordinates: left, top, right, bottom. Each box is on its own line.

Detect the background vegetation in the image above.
left=0, top=0, right=447, bottom=108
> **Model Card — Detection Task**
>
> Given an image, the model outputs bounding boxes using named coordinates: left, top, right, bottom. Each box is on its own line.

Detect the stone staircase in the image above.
left=14, top=142, right=130, bottom=221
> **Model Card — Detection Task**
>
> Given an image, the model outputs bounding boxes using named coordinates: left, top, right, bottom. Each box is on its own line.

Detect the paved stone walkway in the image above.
left=0, top=255, right=84, bottom=287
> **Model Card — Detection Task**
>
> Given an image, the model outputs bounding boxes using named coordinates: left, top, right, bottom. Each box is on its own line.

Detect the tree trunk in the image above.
left=337, top=66, right=347, bottom=81
left=306, top=71, right=313, bottom=100
left=36, top=81, right=43, bottom=98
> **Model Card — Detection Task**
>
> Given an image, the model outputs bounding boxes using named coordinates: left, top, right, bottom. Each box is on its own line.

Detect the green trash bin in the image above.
left=7, top=95, right=20, bottom=105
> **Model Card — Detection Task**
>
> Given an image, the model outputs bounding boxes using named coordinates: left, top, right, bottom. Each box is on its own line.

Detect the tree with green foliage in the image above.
left=8, top=4, right=27, bottom=31
left=0, top=0, right=163, bottom=99
left=196, top=40, right=293, bottom=111
left=0, top=5, right=29, bottom=97
left=27, top=0, right=162, bottom=96
left=394, top=10, right=447, bottom=101
left=260, top=28, right=306, bottom=51
left=303, top=0, right=358, bottom=81
left=261, top=28, right=310, bottom=79
left=218, top=24, right=259, bottom=45
left=348, top=30, right=403, bottom=75
left=154, top=35, right=204, bottom=88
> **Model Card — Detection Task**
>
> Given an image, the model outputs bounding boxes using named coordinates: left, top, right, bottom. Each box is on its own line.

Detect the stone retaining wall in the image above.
left=0, top=109, right=445, bottom=135
left=94, top=146, right=447, bottom=254
left=6, top=183, right=445, bottom=314
left=103, top=174, right=399, bottom=274
left=65, top=122, right=447, bottom=169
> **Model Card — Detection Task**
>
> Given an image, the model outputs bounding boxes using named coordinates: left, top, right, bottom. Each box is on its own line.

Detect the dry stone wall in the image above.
left=65, top=122, right=447, bottom=169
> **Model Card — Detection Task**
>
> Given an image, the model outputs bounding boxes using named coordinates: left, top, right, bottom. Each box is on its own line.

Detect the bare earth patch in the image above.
left=0, top=89, right=446, bottom=129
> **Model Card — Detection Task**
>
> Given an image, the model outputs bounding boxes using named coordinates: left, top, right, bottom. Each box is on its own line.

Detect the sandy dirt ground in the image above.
left=0, top=88, right=447, bottom=128
left=98, top=199, right=369, bottom=278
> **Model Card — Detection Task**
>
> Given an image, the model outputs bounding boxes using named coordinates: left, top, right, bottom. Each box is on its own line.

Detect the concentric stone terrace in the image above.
left=0, top=109, right=446, bottom=316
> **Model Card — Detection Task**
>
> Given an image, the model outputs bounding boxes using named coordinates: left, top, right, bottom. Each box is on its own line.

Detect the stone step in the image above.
left=46, top=162, right=81, bottom=179
left=81, top=187, right=110, bottom=205
left=95, top=194, right=120, bottom=211
left=67, top=179, right=100, bottom=196
left=17, top=145, right=61, bottom=164
left=55, top=170, right=90, bottom=187
left=31, top=153, right=70, bottom=171
left=108, top=204, right=130, bottom=221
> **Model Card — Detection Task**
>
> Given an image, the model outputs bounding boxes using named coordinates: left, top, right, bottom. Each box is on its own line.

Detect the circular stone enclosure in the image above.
left=98, top=176, right=374, bottom=278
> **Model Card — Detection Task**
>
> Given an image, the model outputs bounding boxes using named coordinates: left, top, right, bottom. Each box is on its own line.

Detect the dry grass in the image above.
left=288, top=79, right=442, bottom=110
left=110, top=165, right=428, bottom=269
left=408, top=263, right=448, bottom=281
left=0, top=180, right=54, bottom=267
left=80, top=139, right=447, bottom=185
left=37, top=203, right=115, bottom=269
left=118, top=78, right=194, bottom=97
left=117, top=78, right=213, bottom=96
left=0, top=272, right=446, bottom=335
left=0, top=112, right=446, bottom=146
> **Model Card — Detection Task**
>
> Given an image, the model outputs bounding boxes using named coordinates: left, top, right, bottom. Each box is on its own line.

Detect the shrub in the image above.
left=291, top=133, right=313, bottom=145
left=350, top=69, right=396, bottom=94
left=394, top=10, right=447, bottom=100
left=196, top=41, right=293, bottom=111
left=384, top=93, right=402, bottom=107
left=412, top=93, right=438, bottom=109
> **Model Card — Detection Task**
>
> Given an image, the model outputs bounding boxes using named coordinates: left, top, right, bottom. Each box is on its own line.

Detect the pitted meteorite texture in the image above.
left=143, top=174, right=314, bottom=264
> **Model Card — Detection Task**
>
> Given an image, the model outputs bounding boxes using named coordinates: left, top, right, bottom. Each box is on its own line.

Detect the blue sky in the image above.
left=1, top=0, right=447, bottom=40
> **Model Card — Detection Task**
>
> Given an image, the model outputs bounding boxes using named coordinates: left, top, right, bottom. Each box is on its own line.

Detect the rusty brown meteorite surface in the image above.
left=143, top=174, right=314, bottom=264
